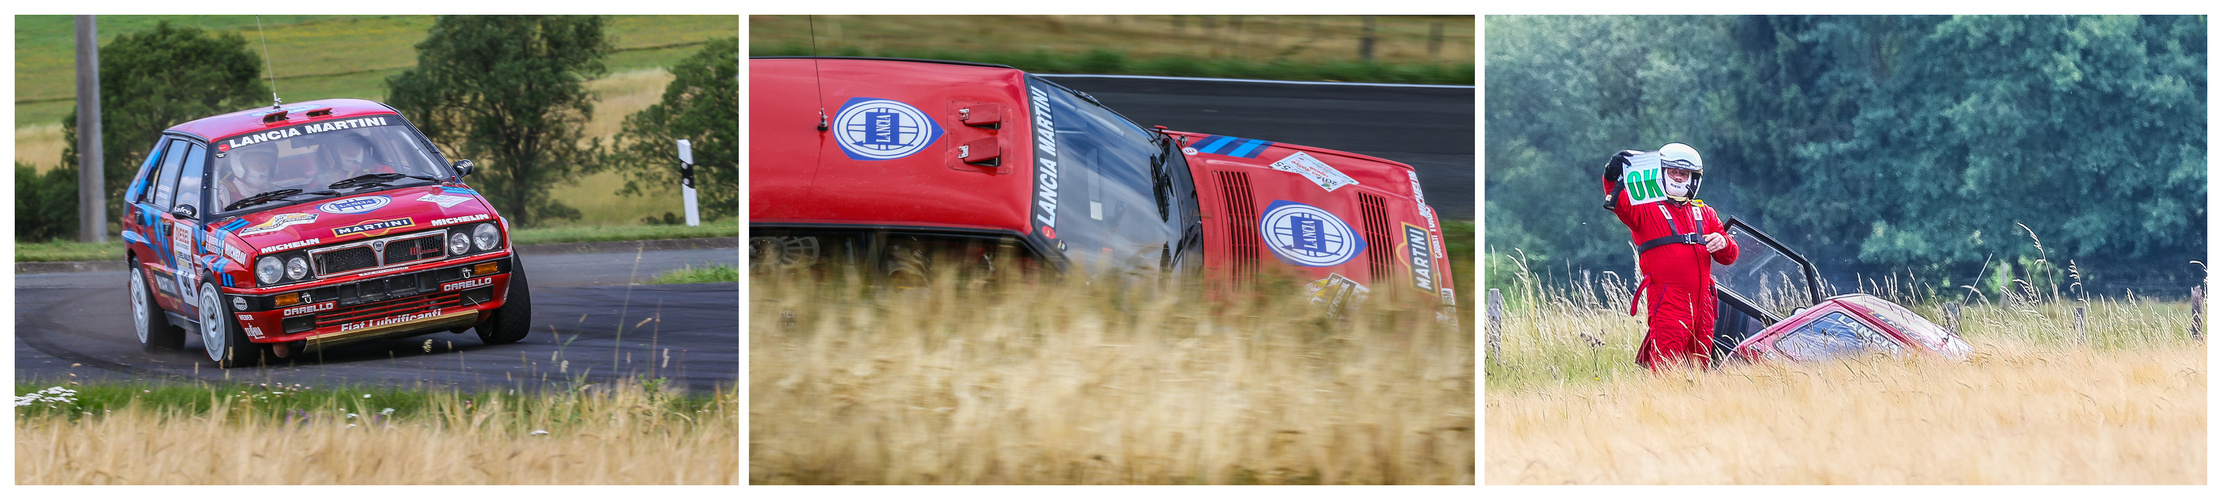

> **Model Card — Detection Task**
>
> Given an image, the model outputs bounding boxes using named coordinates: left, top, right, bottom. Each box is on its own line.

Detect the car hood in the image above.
left=212, top=184, right=496, bottom=257
left=1172, top=130, right=1456, bottom=304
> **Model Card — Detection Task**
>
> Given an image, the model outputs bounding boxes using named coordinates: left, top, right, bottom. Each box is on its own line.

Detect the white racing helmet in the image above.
left=1659, top=142, right=1703, bottom=198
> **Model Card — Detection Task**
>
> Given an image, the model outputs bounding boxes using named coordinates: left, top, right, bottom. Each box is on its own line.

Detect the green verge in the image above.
left=752, top=44, right=1474, bottom=86
left=13, top=377, right=720, bottom=425
left=646, top=264, right=739, bottom=284
left=14, top=219, right=738, bottom=263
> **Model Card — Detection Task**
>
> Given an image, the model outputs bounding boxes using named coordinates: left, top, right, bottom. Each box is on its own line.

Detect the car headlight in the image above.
left=286, top=256, right=310, bottom=280
left=472, top=223, right=500, bottom=251
left=448, top=232, right=473, bottom=255
left=256, top=257, right=283, bottom=285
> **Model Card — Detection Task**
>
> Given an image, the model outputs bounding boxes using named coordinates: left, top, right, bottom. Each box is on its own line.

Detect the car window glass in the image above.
left=1023, top=78, right=1199, bottom=273
left=132, top=142, right=168, bottom=204
left=172, top=143, right=208, bottom=215
left=1851, top=297, right=1953, bottom=349
left=212, top=116, right=446, bottom=212
left=151, top=139, right=193, bottom=210
left=1717, top=225, right=1813, bottom=318
left=1772, top=311, right=1904, bottom=361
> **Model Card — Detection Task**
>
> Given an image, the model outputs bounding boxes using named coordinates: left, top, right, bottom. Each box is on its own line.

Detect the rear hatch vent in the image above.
left=1216, top=171, right=1260, bottom=283
left=1357, top=192, right=1394, bottom=283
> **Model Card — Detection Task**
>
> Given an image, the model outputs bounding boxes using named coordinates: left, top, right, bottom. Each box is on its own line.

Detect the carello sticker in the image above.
left=1400, top=223, right=1436, bottom=292
left=318, top=195, right=391, bottom=215
left=332, top=218, right=415, bottom=238
left=832, top=97, right=943, bottom=161
left=1258, top=200, right=1365, bottom=268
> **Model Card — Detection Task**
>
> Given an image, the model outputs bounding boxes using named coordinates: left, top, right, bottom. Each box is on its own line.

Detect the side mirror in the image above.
left=452, top=159, right=475, bottom=178
left=170, top=205, right=198, bottom=220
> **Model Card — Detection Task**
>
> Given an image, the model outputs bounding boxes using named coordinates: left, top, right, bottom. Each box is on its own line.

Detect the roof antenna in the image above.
left=256, top=16, right=280, bottom=109
left=809, top=16, right=827, bottom=132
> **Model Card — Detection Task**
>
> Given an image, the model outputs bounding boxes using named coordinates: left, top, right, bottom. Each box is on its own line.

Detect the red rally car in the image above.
left=123, top=98, right=531, bottom=367
left=750, top=57, right=1457, bottom=313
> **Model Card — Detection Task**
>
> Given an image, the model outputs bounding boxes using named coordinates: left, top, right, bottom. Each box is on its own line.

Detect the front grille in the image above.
left=387, top=235, right=447, bottom=266
left=317, top=247, right=379, bottom=275
left=1357, top=192, right=1394, bottom=283
left=1216, top=171, right=1259, bottom=284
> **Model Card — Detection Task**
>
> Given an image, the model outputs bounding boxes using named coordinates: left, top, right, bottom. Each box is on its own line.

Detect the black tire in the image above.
left=198, top=282, right=265, bottom=368
left=130, top=261, right=186, bottom=351
left=475, top=257, right=533, bottom=345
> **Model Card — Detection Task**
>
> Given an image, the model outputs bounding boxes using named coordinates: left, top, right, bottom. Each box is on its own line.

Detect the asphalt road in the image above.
left=15, top=247, right=739, bottom=393
left=1044, top=75, right=1475, bottom=219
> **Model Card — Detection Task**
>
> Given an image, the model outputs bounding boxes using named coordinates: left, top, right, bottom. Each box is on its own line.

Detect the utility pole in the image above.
left=75, top=15, right=106, bottom=243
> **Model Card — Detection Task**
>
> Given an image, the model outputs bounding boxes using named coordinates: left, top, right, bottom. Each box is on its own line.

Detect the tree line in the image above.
left=1484, top=15, right=2205, bottom=296
left=18, top=16, right=738, bottom=240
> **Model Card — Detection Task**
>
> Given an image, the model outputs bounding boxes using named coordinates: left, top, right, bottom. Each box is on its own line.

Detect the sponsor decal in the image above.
left=260, top=238, right=322, bottom=254
left=218, top=115, right=392, bottom=151
left=442, top=277, right=493, bottom=292
left=235, top=313, right=256, bottom=322
left=238, top=212, right=318, bottom=236
left=317, top=195, right=391, bottom=215
left=1400, top=223, right=1437, bottom=292
left=1302, top=273, right=1371, bottom=318
left=340, top=308, right=444, bottom=332
left=1407, top=171, right=1428, bottom=207
left=1419, top=204, right=1440, bottom=231
left=1258, top=200, right=1366, bottom=267
left=1267, top=151, right=1359, bottom=192
left=1189, top=134, right=1277, bottom=159
left=332, top=218, right=415, bottom=238
left=430, top=213, right=491, bottom=226
left=173, top=222, right=198, bottom=293
left=1440, top=287, right=1457, bottom=307
left=1027, top=85, right=1061, bottom=237
left=243, top=325, right=264, bottom=338
left=417, top=193, right=471, bottom=208
left=155, top=275, right=178, bottom=296
left=203, top=231, right=226, bottom=254
left=832, top=97, right=943, bottom=161
left=283, top=301, right=336, bottom=317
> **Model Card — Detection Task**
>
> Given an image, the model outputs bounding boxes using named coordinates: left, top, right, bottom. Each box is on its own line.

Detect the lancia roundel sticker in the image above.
left=1259, top=200, right=1366, bottom=267
left=318, top=195, right=391, bottom=215
left=833, top=97, right=943, bottom=161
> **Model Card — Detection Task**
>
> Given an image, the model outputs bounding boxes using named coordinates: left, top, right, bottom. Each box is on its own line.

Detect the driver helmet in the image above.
left=230, top=149, right=276, bottom=195
left=1658, top=142, right=1703, bottom=199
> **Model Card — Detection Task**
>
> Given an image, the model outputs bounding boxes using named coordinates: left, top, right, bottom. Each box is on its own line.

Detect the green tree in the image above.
left=60, top=20, right=268, bottom=229
left=604, top=36, right=738, bottom=222
left=15, top=162, right=80, bottom=242
left=386, top=15, right=613, bottom=227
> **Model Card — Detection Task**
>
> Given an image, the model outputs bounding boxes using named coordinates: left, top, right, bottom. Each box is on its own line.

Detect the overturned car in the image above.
left=1709, top=218, right=1972, bottom=364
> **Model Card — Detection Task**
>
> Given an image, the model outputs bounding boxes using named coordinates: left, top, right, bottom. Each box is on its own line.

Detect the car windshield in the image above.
left=211, top=115, right=445, bottom=213
left=1024, top=77, right=1203, bottom=274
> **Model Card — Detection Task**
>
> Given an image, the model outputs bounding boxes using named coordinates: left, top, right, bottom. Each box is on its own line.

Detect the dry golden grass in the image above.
left=16, top=382, right=739, bottom=484
left=16, top=122, right=63, bottom=168
left=750, top=274, right=1473, bottom=484
left=543, top=68, right=684, bottom=227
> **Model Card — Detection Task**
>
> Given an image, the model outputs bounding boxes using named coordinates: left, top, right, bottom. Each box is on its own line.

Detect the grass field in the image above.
left=13, top=219, right=737, bottom=263
left=750, top=273, right=1473, bottom=484
left=648, top=264, right=739, bottom=285
left=749, top=15, right=1473, bottom=85
left=14, top=15, right=736, bottom=227
left=15, top=378, right=739, bottom=484
left=1481, top=250, right=2206, bottom=484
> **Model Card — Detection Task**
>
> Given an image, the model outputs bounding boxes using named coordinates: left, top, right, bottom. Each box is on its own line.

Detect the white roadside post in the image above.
left=678, top=139, right=699, bottom=227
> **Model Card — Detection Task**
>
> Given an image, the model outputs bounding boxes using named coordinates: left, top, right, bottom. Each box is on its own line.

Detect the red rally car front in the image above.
left=750, top=58, right=1455, bottom=313
left=122, top=98, right=532, bottom=366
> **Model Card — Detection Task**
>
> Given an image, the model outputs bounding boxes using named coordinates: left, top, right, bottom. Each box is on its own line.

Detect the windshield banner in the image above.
left=216, top=115, right=395, bottom=152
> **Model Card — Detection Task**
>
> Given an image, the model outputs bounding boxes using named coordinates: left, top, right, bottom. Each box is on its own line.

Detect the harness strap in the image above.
left=1635, top=233, right=1706, bottom=253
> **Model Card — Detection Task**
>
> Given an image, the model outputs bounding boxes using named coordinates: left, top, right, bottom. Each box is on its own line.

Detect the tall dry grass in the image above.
left=16, top=381, right=739, bottom=484
left=749, top=272, right=1473, bottom=484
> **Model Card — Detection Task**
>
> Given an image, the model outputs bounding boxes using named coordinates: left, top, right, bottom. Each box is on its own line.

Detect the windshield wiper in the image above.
left=326, top=172, right=442, bottom=191
left=222, top=188, right=338, bottom=212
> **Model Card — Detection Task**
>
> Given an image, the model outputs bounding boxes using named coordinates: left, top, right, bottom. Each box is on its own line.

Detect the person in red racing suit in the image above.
left=1601, top=143, right=1738, bottom=371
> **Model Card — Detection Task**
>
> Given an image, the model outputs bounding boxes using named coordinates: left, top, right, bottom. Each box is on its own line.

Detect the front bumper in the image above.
left=227, top=254, right=514, bottom=347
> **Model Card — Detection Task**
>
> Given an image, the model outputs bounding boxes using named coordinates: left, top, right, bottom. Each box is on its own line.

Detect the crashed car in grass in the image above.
left=749, top=57, right=1457, bottom=315
left=122, top=98, right=531, bottom=367
left=1708, top=218, right=1973, bottom=364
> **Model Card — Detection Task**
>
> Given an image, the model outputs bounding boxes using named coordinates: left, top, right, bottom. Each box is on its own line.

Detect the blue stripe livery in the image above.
left=1191, top=135, right=1275, bottom=159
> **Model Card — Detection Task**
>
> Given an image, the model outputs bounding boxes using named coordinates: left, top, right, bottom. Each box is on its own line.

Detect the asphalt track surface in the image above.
left=15, top=247, right=739, bottom=393
left=1043, top=75, right=1475, bottom=219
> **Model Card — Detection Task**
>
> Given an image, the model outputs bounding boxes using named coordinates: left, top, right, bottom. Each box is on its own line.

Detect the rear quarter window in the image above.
left=1772, top=311, right=1905, bottom=361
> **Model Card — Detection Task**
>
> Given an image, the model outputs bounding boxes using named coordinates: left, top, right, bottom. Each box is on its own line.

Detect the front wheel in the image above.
left=131, top=263, right=185, bottom=351
left=199, top=283, right=263, bottom=367
left=475, top=257, right=533, bottom=345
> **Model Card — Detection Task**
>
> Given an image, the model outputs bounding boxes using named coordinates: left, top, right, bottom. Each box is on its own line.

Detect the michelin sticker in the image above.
left=1267, top=151, right=1359, bottom=192
left=430, top=213, right=491, bottom=226
left=1401, top=223, right=1436, bottom=292
left=417, top=193, right=471, bottom=208
left=833, top=97, right=943, bottom=161
left=1259, top=200, right=1366, bottom=267
left=318, top=195, right=391, bottom=215
left=238, top=212, right=317, bottom=236
left=261, top=238, right=321, bottom=254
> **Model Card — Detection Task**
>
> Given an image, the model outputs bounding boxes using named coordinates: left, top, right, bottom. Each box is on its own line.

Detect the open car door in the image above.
left=1710, top=217, right=1823, bottom=365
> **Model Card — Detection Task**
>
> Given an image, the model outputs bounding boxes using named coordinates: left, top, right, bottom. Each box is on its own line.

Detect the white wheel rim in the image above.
left=131, top=268, right=150, bottom=344
left=199, top=286, right=225, bottom=362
